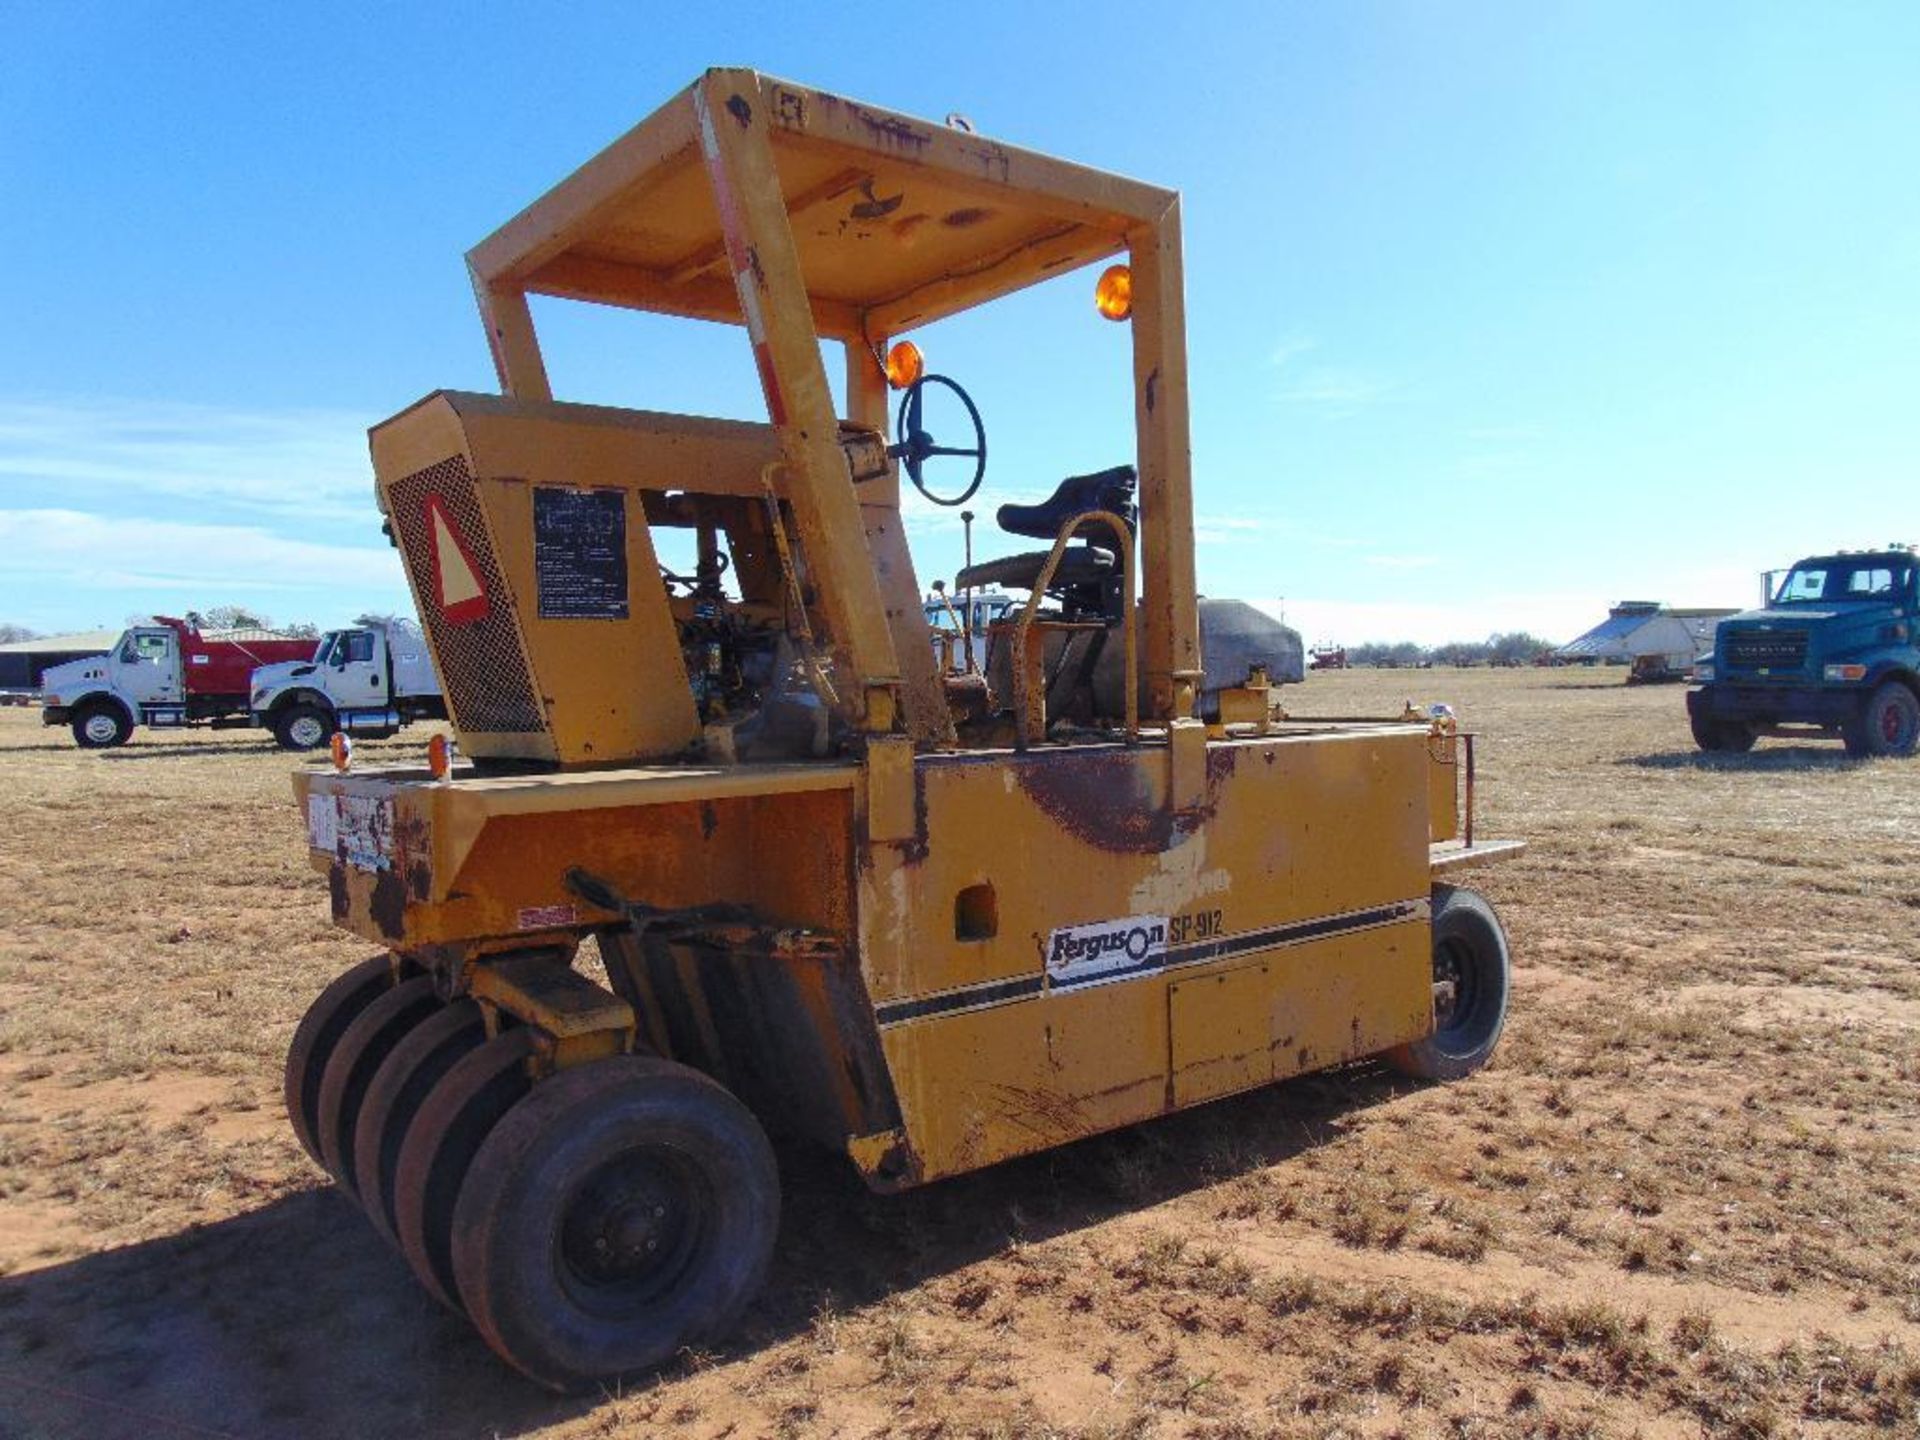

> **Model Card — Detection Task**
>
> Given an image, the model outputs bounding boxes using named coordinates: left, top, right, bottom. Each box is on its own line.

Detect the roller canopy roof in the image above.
left=466, top=68, right=1177, bottom=339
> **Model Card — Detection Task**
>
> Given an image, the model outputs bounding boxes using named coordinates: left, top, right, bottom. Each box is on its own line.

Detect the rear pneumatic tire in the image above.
left=353, top=999, right=488, bottom=1247
left=1387, top=886, right=1511, bottom=1082
left=275, top=702, right=335, bottom=752
left=314, top=976, right=441, bottom=1193
left=392, top=1027, right=537, bottom=1313
left=71, top=703, right=132, bottom=749
left=1843, top=681, right=1920, bottom=759
left=451, top=1056, right=780, bottom=1391
left=285, top=955, right=408, bottom=1169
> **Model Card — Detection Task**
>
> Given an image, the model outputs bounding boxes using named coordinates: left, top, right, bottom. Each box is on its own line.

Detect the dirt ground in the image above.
left=1, top=670, right=1916, bottom=1439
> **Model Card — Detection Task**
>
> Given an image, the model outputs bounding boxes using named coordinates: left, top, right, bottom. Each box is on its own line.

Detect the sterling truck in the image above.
left=1688, top=547, right=1920, bottom=757
left=249, top=618, right=446, bottom=750
left=40, top=617, right=314, bottom=748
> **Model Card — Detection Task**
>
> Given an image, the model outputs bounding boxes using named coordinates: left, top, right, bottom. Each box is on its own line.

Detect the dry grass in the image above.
left=1, top=669, right=1918, bottom=1438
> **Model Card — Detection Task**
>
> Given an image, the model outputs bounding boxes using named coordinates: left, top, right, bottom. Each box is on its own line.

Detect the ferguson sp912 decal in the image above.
left=1045, top=914, right=1169, bottom=990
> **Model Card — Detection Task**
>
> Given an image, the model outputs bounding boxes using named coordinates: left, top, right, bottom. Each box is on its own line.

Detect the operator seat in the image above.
left=954, top=466, right=1137, bottom=621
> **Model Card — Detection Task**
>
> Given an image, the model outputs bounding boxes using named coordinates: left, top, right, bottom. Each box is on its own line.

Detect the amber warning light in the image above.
left=885, top=340, right=924, bottom=390
left=329, top=732, right=353, bottom=772
left=1095, top=264, right=1132, bottom=321
left=427, top=733, right=456, bottom=782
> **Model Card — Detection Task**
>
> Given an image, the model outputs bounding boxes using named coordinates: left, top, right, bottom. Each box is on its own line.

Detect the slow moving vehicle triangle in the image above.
left=425, top=494, right=489, bottom=623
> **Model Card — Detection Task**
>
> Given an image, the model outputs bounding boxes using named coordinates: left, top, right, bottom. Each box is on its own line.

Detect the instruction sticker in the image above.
left=533, top=486, right=628, bottom=620
left=1044, top=914, right=1168, bottom=992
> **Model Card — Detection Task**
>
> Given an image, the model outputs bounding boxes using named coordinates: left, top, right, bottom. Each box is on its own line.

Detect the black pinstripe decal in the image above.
left=875, top=899, right=1426, bottom=1028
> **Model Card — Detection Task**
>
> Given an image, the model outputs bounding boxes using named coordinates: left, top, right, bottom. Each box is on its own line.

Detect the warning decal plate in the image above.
left=424, top=493, right=490, bottom=624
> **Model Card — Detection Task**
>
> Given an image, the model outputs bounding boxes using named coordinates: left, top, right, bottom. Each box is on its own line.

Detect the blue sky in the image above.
left=3, top=3, right=1916, bottom=646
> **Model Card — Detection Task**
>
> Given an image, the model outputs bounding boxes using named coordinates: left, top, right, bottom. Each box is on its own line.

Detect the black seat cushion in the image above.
left=995, top=466, right=1136, bottom=541
left=955, top=546, right=1116, bottom=595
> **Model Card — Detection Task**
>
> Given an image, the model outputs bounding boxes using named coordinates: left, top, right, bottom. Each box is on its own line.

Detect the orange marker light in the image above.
left=1094, top=264, right=1133, bottom=321
left=427, top=733, right=454, bottom=781
left=885, top=340, right=924, bottom=390
left=329, top=732, right=352, bottom=772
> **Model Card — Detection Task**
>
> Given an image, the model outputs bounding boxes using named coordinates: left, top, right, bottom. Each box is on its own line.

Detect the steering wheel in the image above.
left=889, top=374, right=987, bottom=506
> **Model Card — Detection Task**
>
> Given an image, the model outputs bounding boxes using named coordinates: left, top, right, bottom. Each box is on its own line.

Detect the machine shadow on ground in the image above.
left=96, top=742, right=302, bottom=761
left=0, top=1066, right=1407, bottom=1440
left=3, top=740, right=289, bottom=760
left=1618, top=746, right=1862, bottom=772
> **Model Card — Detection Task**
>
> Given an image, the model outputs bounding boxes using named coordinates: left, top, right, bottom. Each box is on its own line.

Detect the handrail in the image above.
left=1008, top=509, right=1138, bottom=750
left=931, top=589, right=970, bottom=675
left=759, top=461, right=839, bottom=710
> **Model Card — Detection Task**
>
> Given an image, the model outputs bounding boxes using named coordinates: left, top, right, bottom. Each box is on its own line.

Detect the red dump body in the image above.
left=155, top=617, right=314, bottom=697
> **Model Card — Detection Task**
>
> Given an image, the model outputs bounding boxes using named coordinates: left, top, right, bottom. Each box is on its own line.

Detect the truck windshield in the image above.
left=311, top=632, right=339, bottom=665
left=1773, top=560, right=1915, bottom=605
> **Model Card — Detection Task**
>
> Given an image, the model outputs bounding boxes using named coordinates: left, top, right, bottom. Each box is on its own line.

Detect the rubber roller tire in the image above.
left=352, top=999, right=487, bottom=1247
left=285, top=955, right=406, bottom=1169
left=392, top=1026, right=536, bottom=1313
left=1386, top=885, right=1511, bottom=1082
left=314, top=975, right=441, bottom=1193
left=451, top=1055, right=780, bottom=1391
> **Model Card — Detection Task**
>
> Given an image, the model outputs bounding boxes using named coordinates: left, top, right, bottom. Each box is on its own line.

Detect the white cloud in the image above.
left=1268, top=334, right=1318, bottom=368
left=0, top=509, right=407, bottom=597
left=0, top=398, right=376, bottom=523
left=1461, top=424, right=1545, bottom=444
left=1274, top=370, right=1392, bottom=410
left=1247, top=593, right=1607, bottom=650
left=1195, top=514, right=1270, bottom=545
left=1267, top=333, right=1392, bottom=415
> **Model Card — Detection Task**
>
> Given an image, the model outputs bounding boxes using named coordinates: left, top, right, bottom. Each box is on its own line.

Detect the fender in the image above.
left=70, top=685, right=136, bottom=724
left=1862, top=661, right=1920, bottom=696
left=265, top=686, right=337, bottom=718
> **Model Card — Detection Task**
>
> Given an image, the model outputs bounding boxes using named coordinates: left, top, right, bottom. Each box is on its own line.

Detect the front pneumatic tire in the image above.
left=451, top=1055, right=780, bottom=1391
left=1387, top=885, right=1511, bottom=1082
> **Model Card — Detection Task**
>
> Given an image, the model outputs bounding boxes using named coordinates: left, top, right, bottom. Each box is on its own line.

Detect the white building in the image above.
left=1555, top=603, right=1735, bottom=669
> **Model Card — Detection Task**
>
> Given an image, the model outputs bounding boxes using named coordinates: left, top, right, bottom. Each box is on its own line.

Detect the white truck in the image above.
left=41, top=617, right=315, bottom=748
left=249, top=619, right=446, bottom=751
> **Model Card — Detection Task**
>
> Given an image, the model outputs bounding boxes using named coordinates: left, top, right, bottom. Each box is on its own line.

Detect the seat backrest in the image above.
left=995, top=466, right=1137, bottom=541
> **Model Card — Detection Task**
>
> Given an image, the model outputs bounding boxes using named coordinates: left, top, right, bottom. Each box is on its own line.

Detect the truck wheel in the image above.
left=1846, top=681, right=1920, bottom=758
left=276, top=703, right=334, bottom=751
left=71, top=704, right=131, bottom=749
left=1689, top=708, right=1754, bottom=753
left=451, top=1055, right=780, bottom=1391
left=1386, top=886, right=1511, bottom=1082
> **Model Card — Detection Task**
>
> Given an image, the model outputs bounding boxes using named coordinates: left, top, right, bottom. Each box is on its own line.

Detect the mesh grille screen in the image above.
left=389, top=456, right=547, bottom=733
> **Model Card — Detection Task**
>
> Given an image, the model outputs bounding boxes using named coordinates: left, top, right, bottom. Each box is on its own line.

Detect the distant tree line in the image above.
left=3, top=608, right=341, bottom=644
left=169, top=606, right=321, bottom=638
left=1346, top=632, right=1556, bottom=668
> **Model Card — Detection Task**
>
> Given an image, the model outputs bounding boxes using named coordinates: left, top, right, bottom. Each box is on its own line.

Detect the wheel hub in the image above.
left=560, top=1155, right=698, bottom=1295
left=1432, top=942, right=1471, bottom=1031
left=85, top=714, right=117, bottom=743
